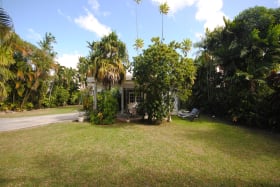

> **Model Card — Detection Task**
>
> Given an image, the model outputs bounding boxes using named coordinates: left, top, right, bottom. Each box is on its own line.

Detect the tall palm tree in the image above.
left=0, top=7, right=14, bottom=101
left=134, top=0, right=141, bottom=40
left=159, top=2, right=169, bottom=42
left=133, top=0, right=144, bottom=54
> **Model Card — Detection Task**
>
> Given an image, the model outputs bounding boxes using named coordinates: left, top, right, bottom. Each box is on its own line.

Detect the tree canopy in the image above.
left=192, top=6, right=280, bottom=130
left=133, top=37, right=196, bottom=123
left=87, top=32, right=129, bottom=90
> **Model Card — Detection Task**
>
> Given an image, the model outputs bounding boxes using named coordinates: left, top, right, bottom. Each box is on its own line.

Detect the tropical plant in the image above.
left=159, top=2, right=169, bottom=41
left=134, top=37, right=144, bottom=53
left=133, top=0, right=144, bottom=54
left=0, top=7, right=13, bottom=30
left=0, top=8, right=14, bottom=101
left=87, top=32, right=129, bottom=90
left=193, top=6, right=280, bottom=130
left=133, top=37, right=196, bottom=124
left=89, top=89, right=118, bottom=125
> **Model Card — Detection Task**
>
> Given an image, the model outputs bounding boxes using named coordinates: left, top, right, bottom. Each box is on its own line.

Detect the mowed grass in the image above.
left=0, top=116, right=279, bottom=186
left=0, top=105, right=81, bottom=118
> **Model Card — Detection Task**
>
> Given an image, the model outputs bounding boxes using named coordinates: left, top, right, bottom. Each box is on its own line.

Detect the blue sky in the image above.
left=3, top=0, right=279, bottom=68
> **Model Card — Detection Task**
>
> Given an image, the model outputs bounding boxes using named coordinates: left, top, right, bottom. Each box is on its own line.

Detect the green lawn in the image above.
left=0, top=116, right=279, bottom=186
left=0, top=105, right=82, bottom=118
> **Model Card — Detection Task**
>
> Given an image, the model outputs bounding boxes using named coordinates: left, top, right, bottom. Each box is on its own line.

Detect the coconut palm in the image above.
left=134, top=0, right=141, bottom=39
left=159, top=2, right=169, bottom=42
left=134, top=0, right=144, bottom=54
left=134, top=38, right=144, bottom=52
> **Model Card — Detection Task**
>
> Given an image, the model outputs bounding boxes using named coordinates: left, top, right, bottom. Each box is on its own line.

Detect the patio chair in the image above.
left=178, top=108, right=200, bottom=121
left=127, top=102, right=137, bottom=116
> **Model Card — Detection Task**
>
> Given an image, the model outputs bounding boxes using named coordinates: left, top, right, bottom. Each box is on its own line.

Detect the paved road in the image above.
left=0, top=112, right=79, bottom=132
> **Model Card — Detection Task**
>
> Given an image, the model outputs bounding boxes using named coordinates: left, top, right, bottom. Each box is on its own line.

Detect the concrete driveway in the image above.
left=0, top=112, right=79, bottom=132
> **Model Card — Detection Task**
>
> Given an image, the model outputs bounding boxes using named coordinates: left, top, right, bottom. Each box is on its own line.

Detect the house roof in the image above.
left=122, top=72, right=134, bottom=88
left=126, top=72, right=133, bottom=81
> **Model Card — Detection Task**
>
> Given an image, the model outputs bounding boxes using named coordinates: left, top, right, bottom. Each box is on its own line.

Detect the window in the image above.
left=129, top=91, right=135, bottom=103
left=128, top=91, right=142, bottom=103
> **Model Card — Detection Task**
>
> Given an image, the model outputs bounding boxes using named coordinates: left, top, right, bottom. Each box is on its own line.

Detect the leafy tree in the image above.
left=133, top=37, right=196, bottom=124
left=193, top=6, right=280, bottom=130
left=0, top=8, right=14, bottom=101
left=3, top=32, right=58, bottom=110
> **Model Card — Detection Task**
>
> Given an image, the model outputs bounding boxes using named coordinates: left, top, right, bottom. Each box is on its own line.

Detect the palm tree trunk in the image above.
left=161, top=13, right=164, bottom=42
left=93, top=79, right=97, bottom=110
left=21, top=89, right=31, bottom=109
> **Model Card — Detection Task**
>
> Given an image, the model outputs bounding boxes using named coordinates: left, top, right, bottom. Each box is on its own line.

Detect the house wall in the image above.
left=120, top=77, right=179, bottom=115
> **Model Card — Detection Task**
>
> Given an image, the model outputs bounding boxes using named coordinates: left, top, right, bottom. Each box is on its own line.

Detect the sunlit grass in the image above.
left=0, top=105, right=81, bottom=118
left=0, top=116, right=279, bottom=186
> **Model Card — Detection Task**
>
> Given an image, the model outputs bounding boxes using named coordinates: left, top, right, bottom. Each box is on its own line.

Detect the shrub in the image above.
left=69, top=91, right=81, bottom=105
left=25, top=102, right=34, bottom=111
left=89, top=89, right=118, bottom=125
left=54, top=86, right=70, bottom=106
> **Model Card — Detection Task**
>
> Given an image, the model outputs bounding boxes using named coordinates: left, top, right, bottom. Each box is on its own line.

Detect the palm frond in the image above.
left=0, top=8, right=13, bottom=29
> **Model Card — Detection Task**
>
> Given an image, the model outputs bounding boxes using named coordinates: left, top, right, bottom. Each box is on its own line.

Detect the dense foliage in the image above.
left=133, top=37, right=196, bottom=124
left=89, top=89, right=119, bottom=125
left=79, top=32, right=128, bottom=123
left=192, top=6, right=280, bottom=131
left=87, top=32, right=129, bottom=90
left=1, top=5, right=279, bottom=132
left=0, top=14, right=80, bottom=111
left=0, top=7, right=14, bottom=102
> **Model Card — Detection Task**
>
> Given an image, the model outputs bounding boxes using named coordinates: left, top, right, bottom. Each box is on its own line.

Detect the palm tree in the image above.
left=88, top=32, right=128, bottom=89
left=134, top=0, right=141, bottom=39
left=0, top=7, right=13, bottom=31
left=88, top=32, right=128, bottom=109
left=133, top=0, right=144, bottom=54
left=38, top=32, right=57, bottom=58
left=0, top=7, right=14, bottom=101
left=159, top=2, right=169, bottom=42
left=38, top=33, right=57, bottom=105
left=134, top=38, right=144, bottom=52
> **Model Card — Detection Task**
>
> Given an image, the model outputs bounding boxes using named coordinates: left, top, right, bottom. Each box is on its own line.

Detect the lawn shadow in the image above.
left=177, top=116, right=280, bottom=161
left=31, top=150, right=275, bottom=186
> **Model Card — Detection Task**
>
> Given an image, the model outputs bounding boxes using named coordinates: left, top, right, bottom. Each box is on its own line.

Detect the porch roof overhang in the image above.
left=122, top=80, right=135, bottom=89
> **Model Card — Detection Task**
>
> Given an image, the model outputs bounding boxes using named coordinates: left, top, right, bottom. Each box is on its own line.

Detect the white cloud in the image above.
left=278, top=0, right=280, bottom=6
left=27, top=28, right=42, bottom=42
left=87, top=0, right=110, bottom=16
left=88, top=0, right=100, bottom=11
left=74, top=9, right=111, bottom=37
left=102, top=11, right=111, bottom=17
left=195, top=0, right=225, bottom=31
left=56, top=53, right=81, bottom=69
left=151, top=0, right=196, bottom=14
left=57, top=9, right=72, bottom=22
left=150, top=0, right=226, bottom=31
